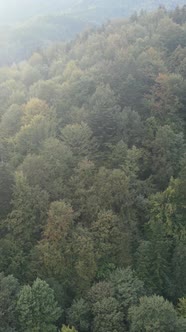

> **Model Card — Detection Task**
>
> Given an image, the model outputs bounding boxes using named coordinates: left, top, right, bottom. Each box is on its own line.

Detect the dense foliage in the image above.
left=0, top=1, right=185, bottom=65
left=0, top=6, right=186, bottom=331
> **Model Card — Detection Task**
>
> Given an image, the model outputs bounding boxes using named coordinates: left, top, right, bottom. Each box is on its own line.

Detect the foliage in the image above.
left=129, top=295, right=181, bottom=332
left=0, top=273, right=20, bottom=332
left=67, top=298, right=90, bottom=332
left=16, top=278, right=61, bottom=332
left=109, top=268, right=145, bottom=314
left=0, top=5, right=185, bottom=332
left=178, top=298, right=186, bottom=318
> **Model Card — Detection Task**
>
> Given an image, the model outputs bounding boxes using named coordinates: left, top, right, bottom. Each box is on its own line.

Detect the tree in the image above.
left=22, top=98, right=53, bottom=125
left=171, top=5, right=186, bottom=25
left=4, top=173, right=49, bottom=280
left=91, top=210, right=130, bottom=278
left=147, top=73, right=185, bottom=126
left=136, top=221, right=172, bottom=297
left=94, top=167, right=130, bottom=214
left=87, top=84, right=120, bottom=151
left=87, top=281, right=113, bottom=306
left=0, top=238, right=26, bottom=280
left=116, top=108, right=144, bottom=148
left=67, top=298, right=90, bottom=332
left=14, top=115, right=56, bottom=156
left=87, top=273, right=143, bottom=332
left=0, top=273, right=20, bottom=332
left=157, top=17, right=186, bottom=53
left=36, top=201, right=74, bottom=284
left=0, top=79, right=25, bottom=117
left=142, top=123, right=184, bottom=190
left=92, top=297, right=124, bottom=332
left=7, top=172, right=49, bottom=249
left=109, top=268, right=145, bottom=315
left=17, top=278, right=61, bottom=332
left=0, top=163, right=14, bottom=218
left=29, top=80, right=61, bottom=106
left=72, top=227, right=97, bottom=294
left=0, top=104, right=22, bottom=137
left=168, top=46, right=186, bottom=79
left=66, top=159, right=97, bottom=222
left=20, top=138, right=74, bottom=200
left=129, top=295, right=182, bottom=332
left=151, top=126, right=184, bottom=189
left=136, top=169, right=186, bottom=299
left=172, top=240, right=186, bottom=299
left=61, top=122, right=95, bottom=159
left=20, top=64, right=41, bottom=87
left=178, top=298, right=186, bottom=319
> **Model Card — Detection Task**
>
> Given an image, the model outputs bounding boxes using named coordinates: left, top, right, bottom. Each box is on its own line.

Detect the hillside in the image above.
left=70, top=0, right=186, bottom=22
left=0, top=1, right=185, bottom=65
left=0, top=0, right=185, bottom=24
left=0, top=6, right=186, bottom=331
left=0, top=0, right=75, bottom=23
left=0, top=15, right=91, bottom=65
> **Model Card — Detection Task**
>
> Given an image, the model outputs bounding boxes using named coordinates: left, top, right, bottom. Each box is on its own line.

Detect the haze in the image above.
left=0, top=0, right=185, bottom=24
left=0, top=0, right=75, bottom=23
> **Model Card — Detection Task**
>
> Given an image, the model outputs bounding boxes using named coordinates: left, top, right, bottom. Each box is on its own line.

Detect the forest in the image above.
left=0, top=0, right=185, bottom=66
left=1, top=0, right=185, bottom=23
left=0, top=5, right=186, bottom=332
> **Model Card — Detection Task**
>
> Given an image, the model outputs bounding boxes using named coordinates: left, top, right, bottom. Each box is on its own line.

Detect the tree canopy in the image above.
left=0, top=5, right=185, bottom=332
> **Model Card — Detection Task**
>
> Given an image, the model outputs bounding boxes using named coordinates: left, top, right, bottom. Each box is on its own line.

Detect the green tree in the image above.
left=94, top=167, right=130, bottom=213
left=172, top=240, right=186, bottom=299
left=20, top=64, right=41, bottom=87
left=66, top=159, right=97, bottom=222
left=0, top=238, right=25, bottom=280
left=20, top=138, right=74, bottom=200
left=136, top=221, right=172, bottom=297
left=0, top=104, right=22, bottom=138
left=7, top=172, right=49, bottom=249
left=72, top=227, right=97, bottom=294
left=151, top=126, right=184, bottom=189
left=92, top=210, right=131, bottom=278
left=178, top=298, right=186, bottom=318
left=116, top=108, right=144, bottom=148
left=61, top=122, right=95, bottom=159
left=0, top=164, right=14, bottom=218
left=92, top=297, right=124, bottom=332
left=88, top=84, right=120, bottom=151
left=22, top=98, right=53, bottom=125
left=129, top=295, right=182, bottom=332
left=36, top=201, right=74, bottom=284
left=87, top=281, right=113, bottom=306
left=17, top=278, right=61, bottom=332
left=3, top=173, right=49, bottom=280
left=29, top=80, right=61, bottom=106
left=67, top=298, right=90, bottom=332
left=147, top=73, right=185, bottom=126
left=14, top=115, right=56, bottom=156
left=0, top=273, right=20, bottom=332
left=158, top=17, right=186, bottom=53
left=109, top=268, right=145, bottom=315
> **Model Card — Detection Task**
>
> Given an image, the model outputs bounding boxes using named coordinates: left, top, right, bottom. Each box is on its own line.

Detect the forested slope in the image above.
left=0, top=1, right=185, bottom=65
left=0, top=15, right=91, bottom=65
left=0, top=0, right=185, bottom=23
left=0, top=7, right=186, bottom=332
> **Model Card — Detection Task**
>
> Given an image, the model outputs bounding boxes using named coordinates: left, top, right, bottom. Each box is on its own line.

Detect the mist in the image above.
left=0, top=0, right=185, bottom=24
left=0, top=0, right=75, bottom=23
